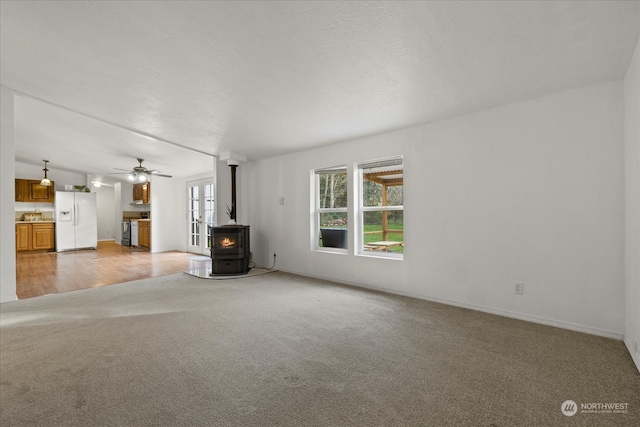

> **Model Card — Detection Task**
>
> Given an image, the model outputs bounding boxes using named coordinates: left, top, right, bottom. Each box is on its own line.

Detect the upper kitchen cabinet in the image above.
left=15, top=179, right=28, bottom=202
left=15, top=179, right=55, bottom=203
left=133, top=182, right=150, bottom=204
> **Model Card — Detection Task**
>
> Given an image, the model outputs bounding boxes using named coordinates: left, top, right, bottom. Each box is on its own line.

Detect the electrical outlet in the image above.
left=634, top=341, right=638, bottom=353
left=514, top=282, right=524, bottom=295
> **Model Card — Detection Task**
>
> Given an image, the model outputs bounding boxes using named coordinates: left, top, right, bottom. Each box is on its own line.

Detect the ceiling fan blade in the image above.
left=112, top=160, right=172, bottom=178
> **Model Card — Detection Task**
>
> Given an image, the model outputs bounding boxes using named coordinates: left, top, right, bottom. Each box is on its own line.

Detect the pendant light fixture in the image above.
left=40, top=160, right=52, bottom=186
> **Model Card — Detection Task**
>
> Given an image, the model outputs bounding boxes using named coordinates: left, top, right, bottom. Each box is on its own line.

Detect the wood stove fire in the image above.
left=210, top=225, right=250, bottom=275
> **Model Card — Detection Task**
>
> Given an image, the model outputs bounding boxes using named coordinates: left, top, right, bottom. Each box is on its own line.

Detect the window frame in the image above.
left=312, top=165, right=348, bottom=253
left=355, top=156, right=404, bottom=260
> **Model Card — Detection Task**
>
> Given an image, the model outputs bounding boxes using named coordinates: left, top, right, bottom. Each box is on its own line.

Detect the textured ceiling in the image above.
left=1, top=1, right=639, bottom=177
left=13, top=94, right=213, bottom=182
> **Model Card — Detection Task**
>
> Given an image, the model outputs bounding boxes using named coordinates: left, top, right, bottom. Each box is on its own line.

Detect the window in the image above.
left=313, top=166, right=348, bottom=250
left=357, top=157, right=403, bottom=257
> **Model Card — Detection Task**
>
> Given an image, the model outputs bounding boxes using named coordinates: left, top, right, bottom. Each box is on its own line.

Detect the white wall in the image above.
left=1, top=85, right=17, bottom=303
left=216, top=159, right=232, bottom=224
left=114, top=183, right=122, bottom=244
left=624, top=39, right=640, bottom=371
left=150, top=177, right=180, bottom=252
left=94, top=185, right=116, bottom=241
left=249, top=81, right=625, bottom=338
left=174, top=179, right=188, bottom=252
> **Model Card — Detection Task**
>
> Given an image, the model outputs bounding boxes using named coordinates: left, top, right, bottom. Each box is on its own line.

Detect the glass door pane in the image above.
left=188, top=185, right=199, bottom=248
left=187, top=179, right=215, bottom=254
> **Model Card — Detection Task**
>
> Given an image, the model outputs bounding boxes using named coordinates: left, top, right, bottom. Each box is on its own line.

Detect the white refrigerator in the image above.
left=55, top=192, right=98, bottom=252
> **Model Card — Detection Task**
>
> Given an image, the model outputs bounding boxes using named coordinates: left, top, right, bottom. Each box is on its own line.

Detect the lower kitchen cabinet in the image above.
left=32, top=223, right=55, bottom=250
left=16, top=224, right=31, bottom=251
left=16, top=223, right=55, bottom=252
left=138, top=220, right=151, bottom=249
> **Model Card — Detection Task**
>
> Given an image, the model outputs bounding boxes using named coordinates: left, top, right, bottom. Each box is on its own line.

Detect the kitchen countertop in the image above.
left=129, top=219, right=151, bottom=222
left=16, top=220, right=55, bottom=224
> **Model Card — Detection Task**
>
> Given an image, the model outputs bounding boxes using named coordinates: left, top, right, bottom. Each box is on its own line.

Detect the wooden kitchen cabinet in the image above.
left=32, top=223, right=55, bottom=250
left=29, top=181, right=55, bottom=202
left=133, top=183, right=142, bottom=202
left=133, top=183, right=150, bottom=204
left=16, top=224, right=31, bottom=251
left=15, top=179, right=55, bottom=203
left=138, top=220, right=151, bottom=249
left=15, top=180, right=29, bottom=202
left=16, top=223, right=55, bottom=252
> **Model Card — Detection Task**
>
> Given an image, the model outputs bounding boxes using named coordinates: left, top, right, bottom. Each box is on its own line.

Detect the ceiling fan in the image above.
left=110, top=158, right=172, bottom=182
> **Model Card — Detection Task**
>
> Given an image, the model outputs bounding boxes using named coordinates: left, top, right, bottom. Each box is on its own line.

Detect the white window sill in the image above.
left=356, top=252, right=403, bottom=260
left=313, top=247, right=348, bottom=255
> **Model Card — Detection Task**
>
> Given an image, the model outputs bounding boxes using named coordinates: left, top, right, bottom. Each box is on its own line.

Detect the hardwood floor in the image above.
left=16, top=241, right=207, bottom=300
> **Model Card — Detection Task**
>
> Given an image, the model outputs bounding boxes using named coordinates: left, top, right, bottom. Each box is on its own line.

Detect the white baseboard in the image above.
left=420, top=294, right=624, bottom=340
left=0, top=294, right=19, bottom=304
left=624, top=338, right=640, bottom=373
left=279, top=268, right=624, bottom=340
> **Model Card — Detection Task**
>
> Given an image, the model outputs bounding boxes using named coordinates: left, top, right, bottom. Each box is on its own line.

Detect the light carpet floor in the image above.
left=1, top=272, right=638, bottom=426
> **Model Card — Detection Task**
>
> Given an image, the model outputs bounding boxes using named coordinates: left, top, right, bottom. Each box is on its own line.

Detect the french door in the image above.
left=187, top=178, right=215, bottom=254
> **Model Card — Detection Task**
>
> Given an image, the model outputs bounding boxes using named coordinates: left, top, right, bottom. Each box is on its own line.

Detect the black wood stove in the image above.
left=210, top=225, right=250, bottom=275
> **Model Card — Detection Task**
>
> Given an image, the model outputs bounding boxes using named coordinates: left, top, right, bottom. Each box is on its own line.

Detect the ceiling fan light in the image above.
left=128, top=174, right=135, bottom=181
left=138, top=174, right=147, bottom=182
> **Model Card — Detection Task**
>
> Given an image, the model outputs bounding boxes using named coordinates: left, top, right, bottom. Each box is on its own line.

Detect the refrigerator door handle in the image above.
left=74, top=203, right=78, bottom=226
